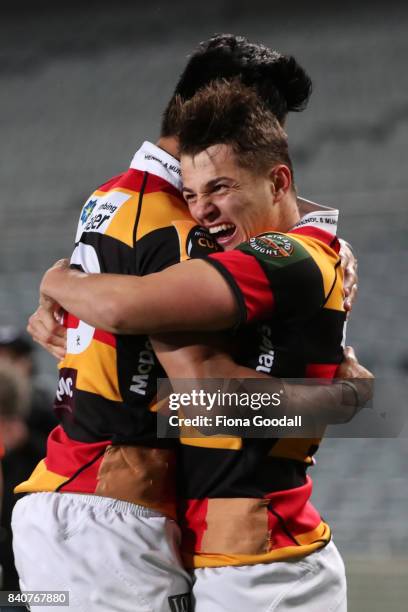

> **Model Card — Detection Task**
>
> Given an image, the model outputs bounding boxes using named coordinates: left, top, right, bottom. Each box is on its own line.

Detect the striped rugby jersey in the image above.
left=178, top=222, right=346, bottom=568
left=15, top=142, right=219, bottom=517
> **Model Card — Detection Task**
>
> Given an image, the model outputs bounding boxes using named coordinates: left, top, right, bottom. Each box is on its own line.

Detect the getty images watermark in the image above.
left=156, top=378, right=407, bottom=439
left=166, top=388, right=302, bottom=429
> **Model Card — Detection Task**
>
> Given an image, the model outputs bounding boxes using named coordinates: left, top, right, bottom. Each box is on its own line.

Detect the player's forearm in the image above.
left=281, top=381, right=361, bottom=423
left=40, top=267, right=126, bottom=332
left=193, top=357, right=369, bottom=423
left=202, top=366, right=363, bottom=423
left=177, top=353, right=362, bottom=419
left=40, top=267, right=154, bottom=334
left=40, top=259, right=239, bottom=334
left=155, top=345, right=363, bottom=424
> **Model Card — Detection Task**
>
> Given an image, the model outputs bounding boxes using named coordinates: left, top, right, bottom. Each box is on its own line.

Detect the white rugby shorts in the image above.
left=192, top=541, right=347, bottom=612
left=12, top=492, right=192, bottom=612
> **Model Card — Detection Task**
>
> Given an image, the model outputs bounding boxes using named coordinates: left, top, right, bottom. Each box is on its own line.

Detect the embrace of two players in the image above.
left=17, top=35, right=372, bottom=612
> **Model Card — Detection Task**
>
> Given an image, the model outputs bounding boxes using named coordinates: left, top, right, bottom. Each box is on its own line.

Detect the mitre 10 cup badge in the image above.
left=54, top=367, right=77, bottom=418
left=186, top=226, right=223, bottom=258
left=249, top=233, right=294, bottom=257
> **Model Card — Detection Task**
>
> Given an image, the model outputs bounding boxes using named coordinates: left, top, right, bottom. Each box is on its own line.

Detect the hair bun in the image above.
left=267, top=54, right=312, bottom=112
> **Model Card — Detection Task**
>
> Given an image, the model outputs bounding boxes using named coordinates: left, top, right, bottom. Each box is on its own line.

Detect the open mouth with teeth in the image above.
left=208, top=223, right=237, bottom=244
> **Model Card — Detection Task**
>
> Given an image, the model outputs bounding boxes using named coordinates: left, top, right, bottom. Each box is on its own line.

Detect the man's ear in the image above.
left=269, top=165, right=292, bottom=202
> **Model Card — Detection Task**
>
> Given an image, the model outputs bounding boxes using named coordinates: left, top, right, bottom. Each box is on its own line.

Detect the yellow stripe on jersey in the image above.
left=136, top=192, right=191, bottom=240
left=171, top=220, right=199, bottom=262
left=180, top=435, right=243, bottom=450
left=324, top=268, right=344, bottom=311
left=288, top=234, right=341, bottom=302
left=104, top=190, right=140, bottom=246
left=14, top=460, right=67, bottom=493
left=62, top=340, right=122, bottom=402
left=183, top=521, right=331, bottom=568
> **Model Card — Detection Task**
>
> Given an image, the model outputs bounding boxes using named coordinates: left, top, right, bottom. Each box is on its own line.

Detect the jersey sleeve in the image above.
left=206, top=232, right=333, bottom=326
left=136, top=221, right=222, bottom=275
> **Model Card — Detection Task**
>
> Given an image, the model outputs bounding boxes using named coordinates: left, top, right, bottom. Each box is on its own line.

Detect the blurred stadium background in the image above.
left=1, top=1, right=407, bottom=609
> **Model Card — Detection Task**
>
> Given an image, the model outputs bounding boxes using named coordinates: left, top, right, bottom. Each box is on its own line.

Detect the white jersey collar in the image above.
left=130, top=141, right=182, bottom=192
left=294, top=197, right=339, bottom=234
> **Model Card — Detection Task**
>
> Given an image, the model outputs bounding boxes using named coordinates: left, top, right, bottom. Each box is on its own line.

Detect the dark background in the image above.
left=1, top=2, right=407, bottom=609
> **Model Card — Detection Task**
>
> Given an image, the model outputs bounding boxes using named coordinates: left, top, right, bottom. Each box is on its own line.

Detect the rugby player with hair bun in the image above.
left=23, top=36, right=363, bottom=611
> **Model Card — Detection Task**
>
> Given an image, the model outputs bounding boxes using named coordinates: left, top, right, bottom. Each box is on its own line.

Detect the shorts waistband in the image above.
left=31, top=492, right=165, bottom=518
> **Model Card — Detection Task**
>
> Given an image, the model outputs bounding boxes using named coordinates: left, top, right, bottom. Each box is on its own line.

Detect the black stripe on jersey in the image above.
left=60, top=388, right=158, bottom=444
left=132, top=170, right=148, bottom=251
left=302, top=308, right=346, bottom=363
left=258, top=256, right=325, bottom=323
left=135, top=226, right=184, bottom=275
left=78, top=232, right=136, bottom=274
left=177, top=442, right=307, bottom=499
left=115, top=333, right=165, bottom=409
left=204, top=257, right=248, bottom=325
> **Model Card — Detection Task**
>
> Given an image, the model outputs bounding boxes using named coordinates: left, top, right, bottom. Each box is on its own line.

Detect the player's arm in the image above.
left=38, top=235, right=336, bottom=335
left=39, top=257, right=241, bottom=334
left=152, top=335, right=373, bottom=423
left=29, top=234, right=358, bottom=355
left=339, top=239, right=358, bottom=312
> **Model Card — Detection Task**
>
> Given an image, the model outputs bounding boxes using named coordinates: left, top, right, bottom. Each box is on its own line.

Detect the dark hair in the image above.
left=161, top=33, right=312, bottom=136
left=177, top=79, right=293, bottom=177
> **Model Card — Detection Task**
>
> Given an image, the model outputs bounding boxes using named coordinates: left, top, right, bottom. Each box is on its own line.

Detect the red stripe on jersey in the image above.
left=290, top=226, right=340, bottom=253
left=64, top=313, right=116, bottom=347
left=145, top=173, right=182, bottom=199
left=181, top=478, right=322, bottom=554
left=45, top=425, right=110, bottom=492
left=93, top=329, right=116, bottom=348
left=209, top=251, right=274, bottom=323
left=306, top=363, right=338, bottom=379
left=97, top=169, right=182, bottom=199
left=265, top=476, right=321, bottom=540
left=64, top=312, right=79, bottom=329
left=180, top=498, right=209, bottom=553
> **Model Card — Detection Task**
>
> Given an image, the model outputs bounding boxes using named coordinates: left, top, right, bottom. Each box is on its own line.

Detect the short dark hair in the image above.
left=161, top=33, right=312, bottom=136
left=177, top=79, right=293, bottom=177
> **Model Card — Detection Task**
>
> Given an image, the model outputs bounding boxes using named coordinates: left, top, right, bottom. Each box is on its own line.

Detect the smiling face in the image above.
left=181, top=144, right=279, bottom=250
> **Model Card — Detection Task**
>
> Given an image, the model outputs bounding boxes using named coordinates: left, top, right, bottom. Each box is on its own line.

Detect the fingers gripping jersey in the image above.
left=179, top=226, right=346, bottom=568
left=16, top=143, right=220, bottom=513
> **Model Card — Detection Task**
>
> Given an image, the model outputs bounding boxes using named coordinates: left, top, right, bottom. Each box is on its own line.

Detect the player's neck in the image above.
left=276, top=193, right=301, bottom=232
left=155, top=136, right=180, bottom=161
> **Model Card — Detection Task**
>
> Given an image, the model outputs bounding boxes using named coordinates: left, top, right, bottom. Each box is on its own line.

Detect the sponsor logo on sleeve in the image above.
left=186, top=226, right=223, bottom=258
left=249, top=234, right=294, bottom=258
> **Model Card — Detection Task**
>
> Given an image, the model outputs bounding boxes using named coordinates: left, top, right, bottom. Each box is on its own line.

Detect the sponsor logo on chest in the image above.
left=256, top=324, right=275, bottom=374
left=75, top=190, right=131, bottom=242
left=54, top=367, right=78, bottom=416
left=130, top=339, right=156, bottom=396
